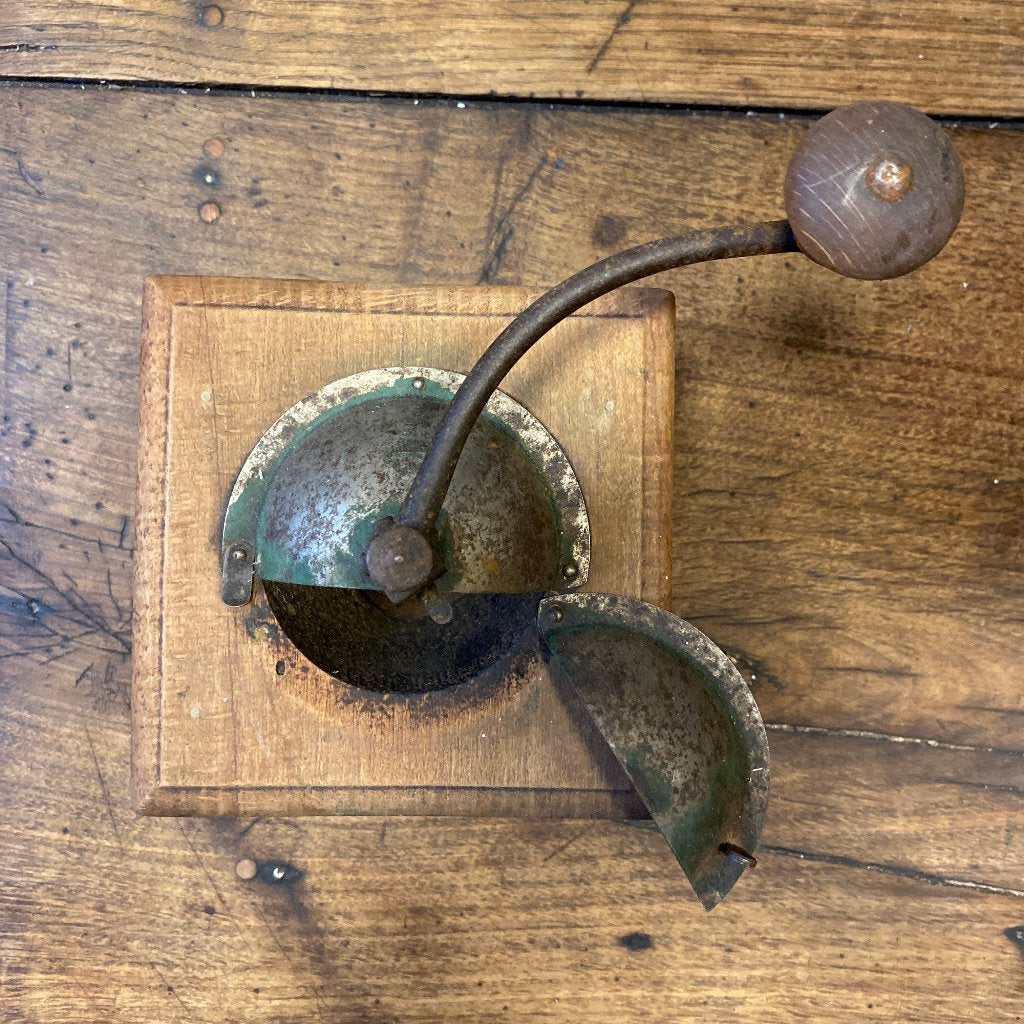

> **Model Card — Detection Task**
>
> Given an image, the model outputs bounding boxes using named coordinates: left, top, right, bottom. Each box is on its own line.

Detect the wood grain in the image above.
left=1, top=84, right=1022, bottom=1021
left=1, top=2, right=1023, bottom=117
left=135, top=276, right=673, bottom=817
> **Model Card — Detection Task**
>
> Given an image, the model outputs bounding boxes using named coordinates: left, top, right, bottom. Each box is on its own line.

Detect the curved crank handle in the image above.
left=366, top=99, right=965, bottom=600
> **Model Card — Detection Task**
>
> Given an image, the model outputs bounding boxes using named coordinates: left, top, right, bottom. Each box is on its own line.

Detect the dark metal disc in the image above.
left=264, top=582, right=545, bottom=694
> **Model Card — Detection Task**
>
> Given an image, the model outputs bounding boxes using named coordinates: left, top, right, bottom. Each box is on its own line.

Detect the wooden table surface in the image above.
left=1, top=5, right=1022, bottom=1022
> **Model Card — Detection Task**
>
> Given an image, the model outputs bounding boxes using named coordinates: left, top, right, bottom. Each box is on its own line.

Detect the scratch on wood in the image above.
left=106, top=568, right=123, bottom=623
left=478, top=153, right=548, bottom=284
left=2, top=502, right=104, bottom=547
left=960, top=703, right=1024, bottom=718
left=177, top=822, right=228, bottom=909
left=0, top=42, right=58, bottom=53
left=149, top=962, right=198, bottom=1021
left=765, top=721, right=1024, bottom=758
left=541, top=826, right=590, bottom=863
left=17, top=156, right=45, bottom=197
left=2, top=277, right=11, bottom=409
left=84, top=724, right=125, bottom=858
left=238, top=816, right=265, bottom=838
left=253, top=902, right=297, bottom=968
left=761, top=844, right=1024, bottom=899
left=818, top=665, right=921, bottom=679
left=937, top=779, right=1024, bottom=798
left=0, top=535, right=130, bottom=655
left=587, top=0, right=640, bottom=73
left=728, top=648, right=786, bottom=692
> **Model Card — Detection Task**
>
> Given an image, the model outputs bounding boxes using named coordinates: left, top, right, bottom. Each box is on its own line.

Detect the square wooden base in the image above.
left=133, top=277, right=674, bottom=818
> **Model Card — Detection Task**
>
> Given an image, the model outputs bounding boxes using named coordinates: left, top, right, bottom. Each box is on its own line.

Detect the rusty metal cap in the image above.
left=220, top=367, right=590, bottom=605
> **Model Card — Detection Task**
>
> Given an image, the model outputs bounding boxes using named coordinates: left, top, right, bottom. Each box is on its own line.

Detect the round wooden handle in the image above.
left=784, top=100, right=965, bottom=280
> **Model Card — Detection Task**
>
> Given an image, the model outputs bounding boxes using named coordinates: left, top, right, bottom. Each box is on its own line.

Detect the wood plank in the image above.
left=2, top=2, right=1022, bottom=117
left=135, top=277, right=672, bottom=817
left=1, top=693, right=1021, bottom=1023
left=1, top=85, right=1022, bottom=1020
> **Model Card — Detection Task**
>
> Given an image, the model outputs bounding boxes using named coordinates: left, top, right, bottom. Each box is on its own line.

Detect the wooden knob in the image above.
left=784, top=100, right=965, bottom=280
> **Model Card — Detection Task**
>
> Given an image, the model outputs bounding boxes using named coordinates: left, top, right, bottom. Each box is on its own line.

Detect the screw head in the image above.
left=867, top=157, right=914, bottom=202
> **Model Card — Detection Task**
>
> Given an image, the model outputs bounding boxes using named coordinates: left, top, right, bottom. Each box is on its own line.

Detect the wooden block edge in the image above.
left=136, top=275, right=673, bottom=319
left=135, top=784, right=645, bottom=819
left=131, top=276, right=175, bottom=811
left=131, top=278, right=676, bottom=815
left=641, top=291, right=676, bottom=608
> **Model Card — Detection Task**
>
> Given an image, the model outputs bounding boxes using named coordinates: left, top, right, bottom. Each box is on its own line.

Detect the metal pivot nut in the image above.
left=364, top=523, right=436, bottom=601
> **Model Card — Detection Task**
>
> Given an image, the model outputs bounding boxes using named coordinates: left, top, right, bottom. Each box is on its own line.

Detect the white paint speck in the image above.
left=200, top=388, right=212, bottom=403
left=993, top=478, right=1001, bottom=484
left=456, top=101, right=466, bottom=109
left=604, top=399, right=615, bottom=413
left=962, top=282, right=969, bottom=289
left=190, top=706, right=201, bottom=719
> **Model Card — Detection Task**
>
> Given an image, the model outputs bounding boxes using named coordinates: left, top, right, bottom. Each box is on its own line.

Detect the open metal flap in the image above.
left=538, top=593, right=770, bottom=909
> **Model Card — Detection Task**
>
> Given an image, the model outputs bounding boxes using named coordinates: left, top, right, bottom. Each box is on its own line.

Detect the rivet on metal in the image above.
left=562, top=561, right=578, bottom=581
left=221, top=541, right=254, bottom=606
left=411, top=377, right=426, bottom=390
left=423, top=590, right=454, bottom=625
left=547, top=604, right=565, bottom=624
